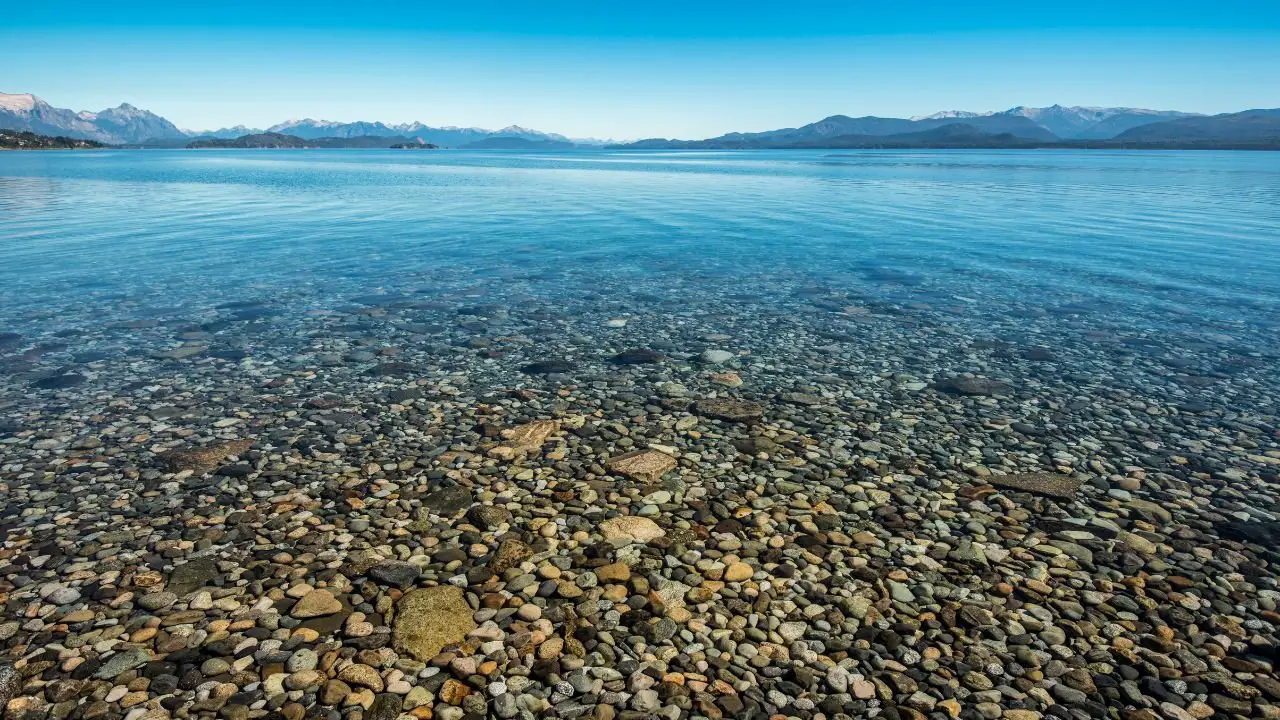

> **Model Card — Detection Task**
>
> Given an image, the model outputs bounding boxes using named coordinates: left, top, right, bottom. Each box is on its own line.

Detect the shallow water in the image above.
left=3, top=148, right=1280, bottom=717
left=2, top=147, right=1279, bottom=439
left=3, top=149, right=1279, bottom=330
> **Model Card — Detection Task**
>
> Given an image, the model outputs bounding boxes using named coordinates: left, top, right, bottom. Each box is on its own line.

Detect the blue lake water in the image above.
left=3, top=149, right=1278, bottom=330
left=1, top=148, right=1278, bottom=419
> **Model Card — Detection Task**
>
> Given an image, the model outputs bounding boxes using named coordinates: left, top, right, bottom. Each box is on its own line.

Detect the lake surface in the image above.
left=3, top=149, right=1280, bottom=719
left=3, top=150, right=1279, bottom=333
left=3, top=147, right=1279, bottom=418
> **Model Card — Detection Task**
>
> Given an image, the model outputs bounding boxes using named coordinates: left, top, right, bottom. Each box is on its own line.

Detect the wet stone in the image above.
left=368, top=561, right=421, bottom=589
left=291, top=589, right=342, bottom=618
left=420, top=486, right=474, bottom=517
left=32, top=373, right=87, bottom=390
left=0, top=664, right=22, bottom=709
left=521, top=360, right=575, bottom=374
left=605, top=449, right=677, bottom=482
left=693, top=397, right=764, bottom=423
left=599, top=516, right=665, bottom=543
left=937, top=376, right=1012, bottom=396
left=167, top=558, right=221, bottom=596
left=94, top=649, right=151, bottom=679
left=987, top=472, right=1084, bottom=499
left=492, top=539, right=534, bottom=574
left=610, top=349, right=664, bottom=365
left=392, top=586, right=477, bottom=661
left=165, top=439, right=254, bottom=475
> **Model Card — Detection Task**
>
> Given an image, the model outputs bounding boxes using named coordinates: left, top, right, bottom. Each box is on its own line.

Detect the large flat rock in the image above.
left=988, top=473, right=1083, bottom=499
left=392, top=586, right=476, bottom=661
left=606, top=449, right=677, bottom=482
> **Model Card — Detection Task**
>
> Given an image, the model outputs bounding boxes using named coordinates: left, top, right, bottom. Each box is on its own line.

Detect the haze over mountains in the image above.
left=623, top=106, right=1280, bottom=149
left=911, top=105, right=1195, bottom=139
left=2, top=92, right=1278, bottom=149
left=0, top=92, right=602, bottom=146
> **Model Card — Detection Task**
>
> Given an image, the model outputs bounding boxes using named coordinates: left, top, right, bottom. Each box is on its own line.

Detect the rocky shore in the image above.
left=1, top=269, right=1278, bottom=720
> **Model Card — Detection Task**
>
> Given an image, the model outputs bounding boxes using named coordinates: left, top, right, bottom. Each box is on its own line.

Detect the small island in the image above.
left=187, top=132, right=312, bottom=149
left=0, top=129, right=103, bottom=149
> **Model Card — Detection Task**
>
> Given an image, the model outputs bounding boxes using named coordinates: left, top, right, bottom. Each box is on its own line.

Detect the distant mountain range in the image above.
left=912, top=105, right=1196, bottom=139
left=187, top=133, right=440, bottom=149
left=1112, top=109, right=1280, bottom=143
left=621, top=106, right=1280, bottom=149
left=3, top=92, right=1278, bottom=149
left=0, top=91, right=605, bottom=147
left=261, top=119, right=587, bottom=147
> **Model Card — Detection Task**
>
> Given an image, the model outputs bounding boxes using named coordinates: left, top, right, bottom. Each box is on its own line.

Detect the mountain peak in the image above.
left=909, top=110, right=991, bottom=121
left=0, top=92, right=39, bottom=112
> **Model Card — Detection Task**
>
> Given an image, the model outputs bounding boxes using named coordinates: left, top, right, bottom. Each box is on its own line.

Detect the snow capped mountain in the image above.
left=0, top=91, right=598, bottom=146
left=0, top=92, right=185, bottom=143
left=1, top=90, right=1209, bottom=147
left=91, top=102, right=185, bottom=142
left=996, top=105, right=1199, bottom=138
left=187, top=125, right=266, bottom=139
left=268, top=119, right=398, bottom=138
left=908, top=105, right=1200, bottom=139
left=909, top=110, right=992, bottom=121
left=263, top=117, right=594, bottom=146
left=0, top=93, right=38, bottom=112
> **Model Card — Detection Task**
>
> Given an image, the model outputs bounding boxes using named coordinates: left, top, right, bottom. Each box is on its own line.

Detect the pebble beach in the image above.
left=1, top=150, right=1279, bottom=720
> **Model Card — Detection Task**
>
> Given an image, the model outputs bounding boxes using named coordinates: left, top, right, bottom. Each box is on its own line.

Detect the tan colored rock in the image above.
left=723, top=562, right=753, bottom=582
left=291, top=589, right=342, bottom=618
left=537, top=636, right=564, bottom=659
left=987, top=472, right=1083, bottom=499
left=285, top=670, right=324, bottom=690
left=337, top=664, right=384, bottom=692
left=439, top=679, right=471, bottom=704
left=392, top=586, right=476, bottom=661
left=164, top=438, right=254, bottom=474
left=491, top=538, right=533, bottom=574
left=595, top=563, right=632, bottom=583
left=488, top=420, right=560, bottom=461
left=320, top=680, right=352, bottom=705
left=694, top=397, right=763, bottom=423
left=1116, top=531, right=1158, bottom=555
left=600, top=516, right=665, bottom=543
left=605, top=449, right=677, bottom=482
left=709, top=372, right=743, bottom=388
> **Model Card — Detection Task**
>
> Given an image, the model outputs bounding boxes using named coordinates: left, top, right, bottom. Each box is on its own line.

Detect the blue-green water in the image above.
left=3, top=149, right=1278, bottom=330
left=1, top=148, right=1278, bottom=412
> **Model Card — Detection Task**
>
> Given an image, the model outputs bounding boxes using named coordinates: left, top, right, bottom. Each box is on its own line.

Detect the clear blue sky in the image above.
left=2, top=0, right=1277, bottom=139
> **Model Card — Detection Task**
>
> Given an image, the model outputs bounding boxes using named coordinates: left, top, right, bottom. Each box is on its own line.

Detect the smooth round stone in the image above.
left=46, top=588, right=81, bottom=605
left=286, top=648, right=318, bottom=672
